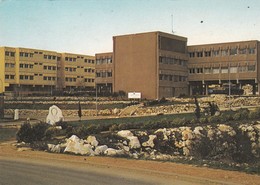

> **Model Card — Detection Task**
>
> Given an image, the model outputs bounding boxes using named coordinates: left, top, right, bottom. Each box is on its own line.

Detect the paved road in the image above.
left=0, top=158, right=199, bottom=185
left=0, top=159, right=154, bottom=185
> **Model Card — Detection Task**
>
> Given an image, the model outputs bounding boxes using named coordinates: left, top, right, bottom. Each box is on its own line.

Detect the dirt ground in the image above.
left=0, top=140, right=260, bottom=185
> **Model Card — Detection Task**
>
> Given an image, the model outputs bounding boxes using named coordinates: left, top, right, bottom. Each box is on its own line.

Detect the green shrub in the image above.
left=16, top=122, right=33, bottom=143
left=208, top=115, right=221, bottom=123
left=16, top=122, right=50, bottom=143
left=199, top=117, right=208, bottom=124
left=109, top=124, right=119, bottom=132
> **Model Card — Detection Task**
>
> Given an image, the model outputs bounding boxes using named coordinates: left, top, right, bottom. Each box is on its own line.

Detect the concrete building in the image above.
left=188, top=40, right=260, bottom=95
left=0, top=46, right=95, bottom=95
left=113, top=31, right=188, bottom=99
left=95, top=52, right=113, bottom=94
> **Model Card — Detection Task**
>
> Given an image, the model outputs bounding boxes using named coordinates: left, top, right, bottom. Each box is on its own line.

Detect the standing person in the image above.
left=78, top=101, right=82, bottom=121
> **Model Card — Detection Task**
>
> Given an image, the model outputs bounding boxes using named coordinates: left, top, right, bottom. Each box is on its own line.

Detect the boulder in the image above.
left=128, top=136, right=141, bottom=149
left=64, top=135, right=94, bottom=156
left=95, top=145, right=108, bottom=155
left=104, top=148, right=125, bottom=156
left=86, top=136, right=99, bottom=147
left=47, top=144, right=61, bottom=153
left=142, top=135, right=157, bottom=148
left=117, top=130, right=133, bottom=138
left=46, top=105, right=64, bottom=125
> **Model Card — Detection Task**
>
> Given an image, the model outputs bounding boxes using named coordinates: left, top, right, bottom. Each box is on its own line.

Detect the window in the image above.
left=53, top=66, right=56, bottom=70
left=230, top=67, right=237, bottom=73
left=25, top=75, right=28, bottom=80
left=44, top=66, right=47, bottom=70
left=204, top=68, right=212, bottom=74
left=230, top=48, right=237, bottom=55
left=221, top=50, right=228, bottom=56
left=25, top=64, right=29, bottom=68
left=30, top=76, right=34, bottom=80
left=239, top=66, right=247, bottom=73
left=11, top=52, right=15, bottom=57
left=96, top=72, right=101, bottom=77
left=248, top=65, right=255, bottom=72
left=20, top=52, right=24, bottom=57
left=189, top=68, right=195, bottom=74
left=204, top=51, right=211, bottom=57
left=44, top=55, right=47, bottom=59
left=249, top=48, right=255, bottom=54
left=107, top=72, right=112, bottom=77
left=5, top=63, right=9, bottom=68
left=65, top=57, right=68, bottom=61
left=189, top=52, right=195, bottom=58
left=30, top=53, right=33, bottom=57
left=5, top=51, right=10, bottom=56
left=212, top=67, right=219, bottom=74
left=48, top=66, right=52, bottom=70
left=159, top=74, right=163, bottom=80
left=239, top=48, right=247, bottom=55
left=212, top=50, right=219, bottom=57
left=25, top=53, right=29, bottom=57
left=52, top=56, right=56, bottom=60
left=196, top=68, right=203, bottom=73
left=197, top=51, right=203, bottom=57
left=20, top=64, right=23, bottom=68
left=221, top=67, right=228, bottom=73
left=5, top=75, right=9, bottom=79
left=20, top=75, right=24, bottom=80
left=10, top=75, right=15, bottom=79
left=44, top=76, right=47, bottom=80
left=29, top=64, right=33, bottom=68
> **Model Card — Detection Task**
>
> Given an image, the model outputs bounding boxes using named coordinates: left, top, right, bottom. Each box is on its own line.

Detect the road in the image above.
left=0, top=157, right=200, bottom=185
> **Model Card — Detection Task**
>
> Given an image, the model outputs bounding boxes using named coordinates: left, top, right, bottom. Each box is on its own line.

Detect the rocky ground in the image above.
left=4, top=95, right=260, bottom=119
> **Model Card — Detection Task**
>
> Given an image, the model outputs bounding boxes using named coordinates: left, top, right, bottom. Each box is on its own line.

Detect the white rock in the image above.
left=117, top=130, right=133, bottom=138
left=128, top=136, right=141, bottom=149
left=47, top=144, right=61, bottom=153
left=104, top=148, right=125, bottom=156
left=86, top=136, right=99, bottom=147
left=142, top=135, right=157, bottom=148
left=95, top=145, right=108, bottom=155
left=46, top=105, right=64, bottom=125
left=64, top=135, right=94, bottom=155
left=193, top=126, right=203, bottom=136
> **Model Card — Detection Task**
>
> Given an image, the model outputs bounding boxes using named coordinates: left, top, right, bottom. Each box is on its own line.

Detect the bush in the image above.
left=208, top=115, right=221, bottom=123
left=16, top=122, right=33, bottom=143
left=16, top=122, right=50, bottom=143
left=199, top=117, right=208, bottom=124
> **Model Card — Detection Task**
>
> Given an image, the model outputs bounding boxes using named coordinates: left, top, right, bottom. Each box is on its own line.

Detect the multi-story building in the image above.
left=60, top=53, right=95, bottom=91
left=113, top=31, right=188, bottom=99
left=1, top=31, right=260, bottom=99
left=95, top=52, right=113, bottom=94
left=0, top=47, right=95, bottom=95
left=188, top=40, right=260, bottom=95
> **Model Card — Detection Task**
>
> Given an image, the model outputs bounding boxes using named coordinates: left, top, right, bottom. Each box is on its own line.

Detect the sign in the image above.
left=128, top=92, right=141, bottom=99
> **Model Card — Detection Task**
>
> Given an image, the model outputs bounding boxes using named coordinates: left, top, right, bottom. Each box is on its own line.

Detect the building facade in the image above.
left=1, top=31, right=260, bottom=99
left=188, top=40, right=260, bottom=95
left=95, top=52, right=113, bottom=95
left=113, top=31, right=188, bottom=99
left=0, top=47, right=95, bottom=95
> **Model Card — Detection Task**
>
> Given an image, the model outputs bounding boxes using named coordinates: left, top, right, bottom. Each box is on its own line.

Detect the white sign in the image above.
left=128, top=92, right=141, bottom=99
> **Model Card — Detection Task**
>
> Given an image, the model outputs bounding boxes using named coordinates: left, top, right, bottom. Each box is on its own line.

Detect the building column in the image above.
left=189, top=84, right=193, bottom=96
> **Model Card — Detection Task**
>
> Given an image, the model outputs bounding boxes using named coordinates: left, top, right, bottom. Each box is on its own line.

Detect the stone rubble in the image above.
left=45, top=123, right=260, bottom=162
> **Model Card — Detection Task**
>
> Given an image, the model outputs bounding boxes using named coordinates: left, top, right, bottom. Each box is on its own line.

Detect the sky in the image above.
left=0, top=0, right=260, bottom=55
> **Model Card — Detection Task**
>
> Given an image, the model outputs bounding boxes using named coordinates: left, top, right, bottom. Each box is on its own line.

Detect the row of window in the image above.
left=20, top=52, right=34, bottom=58
left=189, top=65, right=256, bottom=74
left=189, top=48, right=256, bottom=58
left=96, top=58, right=113, bottom=65
left=159, top=56, right=187, bottom=66
left=44, top=65, right=57, bottom=71
left=5, top=63, right=15, bottom=68
left=43, top=76, right=56, bottom=81
left=65, top=67, right=77, bottom=72
left=5, top=74, right=15, bottom=80
left=96, top=71, right=112, bottom=77
left=84, top=78, right=95, bottom=83
left=5, top=51, right=15, bottom=57
left=20, top=64, right=34, bottom=69
left=44, top=55, right=57, bottom=60
left=65, top=57, right=94, bottom=63
left=159, top=74, right=187, bottom=82
left=20, top=75, right=34, bottom=80
left=84, top=68, right=95, bottom=73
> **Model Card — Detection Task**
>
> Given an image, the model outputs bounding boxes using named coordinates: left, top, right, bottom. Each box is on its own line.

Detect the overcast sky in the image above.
left=0, top=0, right=259, bottom=55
